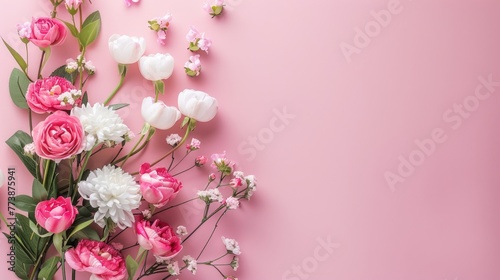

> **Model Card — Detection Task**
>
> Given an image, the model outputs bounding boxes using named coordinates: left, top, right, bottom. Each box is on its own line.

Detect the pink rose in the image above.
left=139, top=163, right=182, bottom=208
left=32, top=111, right=85, bottom=163
left=135, top=219, right=183, bottom=261
left=35, top=196, right=77, bottom=233
left=65, top=240, right=127, bottom=280
left=26, top=76, right=81, bottom=114
left=29, top=17, right=67, bottom=48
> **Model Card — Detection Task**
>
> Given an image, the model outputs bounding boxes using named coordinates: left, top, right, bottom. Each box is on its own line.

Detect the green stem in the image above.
left=78, top=48, right=86, bottom=90
left=61, top=251, right=67, bottom=280
left=37, top=50, right=46, bottom=79
left=104, top=65, right=126, bottom=105
left=171, top=164, right=196, bottom=177
left=112, top=128, right=154, bottom=166
left=196, top=209, right=228, bottom=259
left=152, top=197, right=198, bottom=217
left=182, top=204, right=226, bottom=244
left=120, top=133, right=145, bottom=168
left=28, top=109, right=33, bottom=135
left=29, top=239, right=51, bottom=280
left=149, top=123, right=192, bottom=168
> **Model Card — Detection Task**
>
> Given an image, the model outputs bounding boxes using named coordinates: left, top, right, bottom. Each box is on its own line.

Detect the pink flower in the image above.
left=211, top=151, right=235, bottom=175
left=29, top=17, right=67, bottom=48
left=65, top=0, right=82, bottom=11
left=139, top=163, right=183, bottom=208
left=186, top=26, right=200, bottom=43
left=32, top=111, right=85, bottom=163
left=197, top=34, right=212, bottom=53
left=148, top=14, right=173, bottom=46
left=17, top=21, right=31, bottom=41
left=26, top=76, right=81, bottom=114
left=124, top=0, right=140, bottom=7
left=203, top=0, right=225, bottom=17
left=65, top=240, right=127, bottom=280
left=184, top=54, right=202, bottom=77
left=195, top=155, right=207, bottom=167
left=209, top=173, right=216, bottom=181
left=186, top=138, right=201, bottom=150
left=35, top=196, right=77, bottom=233
left=135, top=219, right=183, bottom=261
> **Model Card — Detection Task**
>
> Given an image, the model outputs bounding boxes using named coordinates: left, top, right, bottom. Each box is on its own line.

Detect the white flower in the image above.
left=78, top=165, right=141, bottom=229
left=230, top=256, right=239, bottom=271
left=166, top=260, right=180, bottom=275
left=178, top=89, right=218, bottom=122
left=245, top=175, right=257, bottom=199
left=197, top=188, right=223, bottom=203
left=85, top=60, right=96, bottom=74
left=176, top=225, right=188, bottom=236
left=182, top=255, right=197, bottom=275
left=233, top=171, right=245, bottom=180
left=139, top=53, right=175, bottom=81
left=108, top=34, right=146, bottom=64
left=222, top=236, right=241, bottom=255
left=141, top=97, right=181, bottom=130
left=65, top=58, right=79, bottom=73
left=225, top=197, right=239, bottom=210
left=23, top=143, right=36, bottom=156
left=166, top=134, right=182, bottom=146
left=72, top=103, right=130, bottom=150
left=58, top=89, right=82, bottom=106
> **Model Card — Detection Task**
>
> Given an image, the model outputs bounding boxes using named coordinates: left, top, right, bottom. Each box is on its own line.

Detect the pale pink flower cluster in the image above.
left=149, top=13, right=173, bottom=46
left=203, top=0, right=225, bottom=17
left=182, top=255, right=198, bottom=274
left=184, top=54, right=202, bottom=77
left=222, top=236, right=241, bottom=255
left=124, top=0, right=140, bottom=7
left=186, top=26, right=212, bottom=53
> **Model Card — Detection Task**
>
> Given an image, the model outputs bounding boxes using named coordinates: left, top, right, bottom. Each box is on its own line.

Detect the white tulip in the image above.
left=178, top=89, right=218, bottom=122
left=139, top=53, right=175, bottom=81
left=108, top=34, right=146, bottom=64
left=141, top=97, right=181, bottom=130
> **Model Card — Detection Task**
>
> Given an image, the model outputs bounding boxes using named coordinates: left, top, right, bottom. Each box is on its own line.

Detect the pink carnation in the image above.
left=139, top=163, right=183, bottom=208
left=29, top=17, right=67, bottom=48
left=26, top=76, right=81, bottom=114
left=65, top=240, right=127, bottom=280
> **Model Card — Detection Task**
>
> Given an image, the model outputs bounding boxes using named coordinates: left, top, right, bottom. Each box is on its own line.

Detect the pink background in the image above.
left=1, top=0, right=500, bottom=279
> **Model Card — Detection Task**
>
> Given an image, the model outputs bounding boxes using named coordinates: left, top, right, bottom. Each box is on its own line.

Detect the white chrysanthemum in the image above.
left=72, top=103, right=130, bottom=151
left=78, top=165, right=141, bottom=229
left=222, top=236, right=241, bottom=255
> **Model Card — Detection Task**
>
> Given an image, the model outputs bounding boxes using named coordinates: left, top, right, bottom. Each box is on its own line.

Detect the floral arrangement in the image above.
left=1, top=1, right=256, bottom=280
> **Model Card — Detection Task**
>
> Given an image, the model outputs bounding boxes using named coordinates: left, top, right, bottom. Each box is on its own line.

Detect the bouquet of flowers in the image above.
left=1, top=1, right=255, bottom=279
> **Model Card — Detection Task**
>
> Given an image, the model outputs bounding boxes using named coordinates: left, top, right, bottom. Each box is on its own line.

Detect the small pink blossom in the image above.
left=225, top=197, right=240, bottom=210
left=187, top=138, right=201, bottom=150
left=203, top=0, right=225, bottom=18
left=186, top=26, right=200, bottom=43
left=124, top=0, right=140, bottom=7
left=230, top=177, right=242, bottom=188
left=17, top=21, right=31, bottom=42
left=184, top=54, right=202, bottom=77
left=149, top=13, right=173, bottom=46
left=209, top=173, right=216, bottom=181
left=197, top=34, right=212, bottom=53
left=195, top=156, right=207, bottom=167
left=211, top=151, right=235, bottom=175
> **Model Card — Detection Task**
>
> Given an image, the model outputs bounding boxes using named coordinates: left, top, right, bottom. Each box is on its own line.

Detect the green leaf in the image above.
left=29, top=220, right=52, bottom=238
left=79, top=11, right=101, bottom=47
left=9, top=68, right=30, bottom=109
left=82, top=10, right=101, bottom=27
left=14, top=195, right=37, bottom=212
left=38, top=256, right=61, bottom=280
left=67, top=219, right=93, bottom=239
left=53, top=232, right=63, bottom=255
left=181, top=116, right=190, bottom=128
left=82, top=91, right=88, bottom=105
left=32, top=179, right=48, bottom=203
left=108, top=103, right=129, bottom=110
left=6, top=131, right=37, bottom=177
left=61, top=20, right=79, bottom=37
left=70, top=226, right=100, bottom=241
left=126, top=255, right=139, bottom=280
left=2, top=38, right=28, bottom=71
left=50, top=64, right=77, bottom=84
